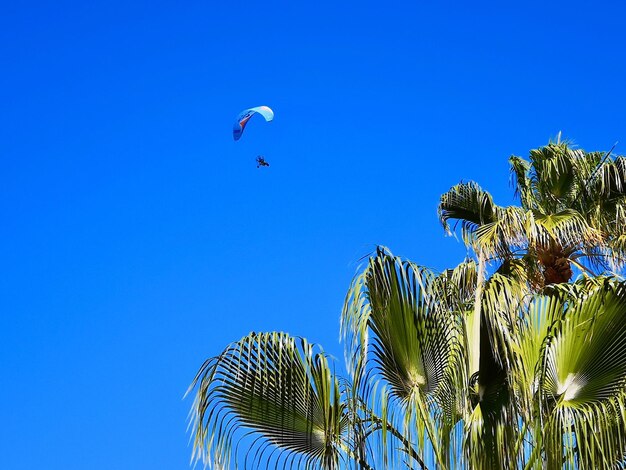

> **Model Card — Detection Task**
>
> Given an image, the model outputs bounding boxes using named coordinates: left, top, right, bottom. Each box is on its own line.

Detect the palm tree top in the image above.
left=439, top=138, right=626, bottom=285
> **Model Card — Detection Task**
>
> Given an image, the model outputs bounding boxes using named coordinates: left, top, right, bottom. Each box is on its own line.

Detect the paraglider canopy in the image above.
left=232, top=106, right=274, bottom=141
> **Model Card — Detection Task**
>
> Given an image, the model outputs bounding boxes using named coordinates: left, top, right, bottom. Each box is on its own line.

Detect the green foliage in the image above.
left=188, top=139, right=626, bottom=469
left=440, top=141, right=626, bottom=284
left=187, top=332, right=353, bottom=469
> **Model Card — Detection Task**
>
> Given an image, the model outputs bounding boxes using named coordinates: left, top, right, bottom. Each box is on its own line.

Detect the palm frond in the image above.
left=437, top=258, right=477, bottom=309
left=463, top=274, right=529, bottom=469
left=188, top=332, right=350, bottom=469
left=538, top=281, right=626, bottom=468
left=475, top=206, right=526, bottom=259
left=527, top=143, right=581, bottom=209
left=438, top=182, right=498, bottom=249
left=342, top=247, right=467, bottom=468
left=529, top=208, right=602, bottom=250
left=509, top=155, right=533, bottom=208
left=343, top=248, right=464, bottom=405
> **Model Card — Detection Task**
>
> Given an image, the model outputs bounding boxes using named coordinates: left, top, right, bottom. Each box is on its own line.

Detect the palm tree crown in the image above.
left=439, top=138, right=626, bottom=286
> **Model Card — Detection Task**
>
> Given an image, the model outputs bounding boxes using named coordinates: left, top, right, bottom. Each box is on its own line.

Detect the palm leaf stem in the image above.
left=362, top=417, right=428, bottom=470
left=414, top=393, right=447, bottom=470
left=567, top=258, right=596, bottom=277
left=523, top=437, right=542, bottom=470
left=469, top=250, right=486, bottom=378
left=337, top=442, right=375, bottom=470
left=513, top=420, right=531, bottom=464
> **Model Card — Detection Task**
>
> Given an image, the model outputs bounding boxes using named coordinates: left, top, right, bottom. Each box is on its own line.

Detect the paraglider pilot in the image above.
left=256, top=156, right=270, bottom=168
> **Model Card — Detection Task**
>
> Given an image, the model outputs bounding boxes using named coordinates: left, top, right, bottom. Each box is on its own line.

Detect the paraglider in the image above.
left=256, top=156, right=270, bottom=168
left=232, top=106, right=274, bottom=141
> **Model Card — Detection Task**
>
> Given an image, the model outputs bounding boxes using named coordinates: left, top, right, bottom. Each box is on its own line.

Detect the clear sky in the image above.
left=1, top=1, right=625, bottom=468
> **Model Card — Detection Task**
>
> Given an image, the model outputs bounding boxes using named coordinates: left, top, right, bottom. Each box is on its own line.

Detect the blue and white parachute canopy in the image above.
left=232, top=106, right=274, bottom=141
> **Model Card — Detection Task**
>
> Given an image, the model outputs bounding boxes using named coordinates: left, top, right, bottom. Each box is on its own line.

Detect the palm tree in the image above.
left=188, top=140, right=626, bottom=469
left=437, top=139, right=626, bottom=424
left=439, top=136, right=626, bottom=287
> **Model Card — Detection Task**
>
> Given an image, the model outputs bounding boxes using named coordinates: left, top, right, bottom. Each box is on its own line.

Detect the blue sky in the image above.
left=1, top=1, right=625, bottom=468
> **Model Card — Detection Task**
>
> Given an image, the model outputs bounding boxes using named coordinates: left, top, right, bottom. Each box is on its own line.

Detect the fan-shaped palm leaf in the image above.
left=539, top=282, right=626, bottom=468
left=523, top=281, right=626, bottom=469
left=342, top=248, right=466, bottom=468
left=526, top=143, right=584, bottom=207
left=438, top=182, right=498, bottom=249
left=188, top=332, right=351, bottom=469
left=529, top=209, right=601, bottom=250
